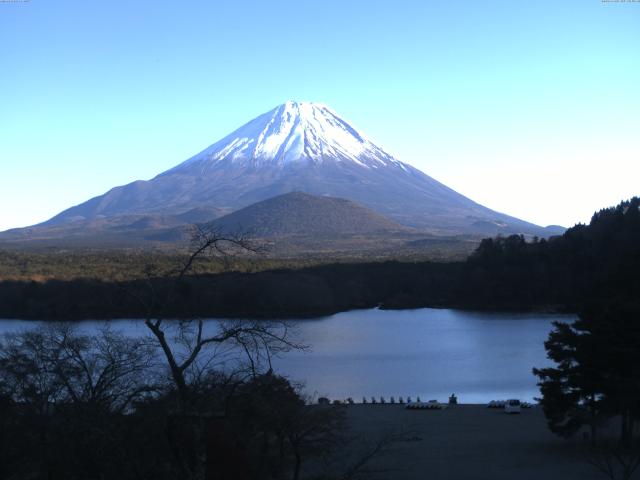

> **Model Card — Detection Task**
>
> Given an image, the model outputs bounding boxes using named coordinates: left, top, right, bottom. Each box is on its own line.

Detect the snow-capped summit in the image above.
left=33, top=101, right=555, bottom=237
left=171, top=101, right=405, bottom=171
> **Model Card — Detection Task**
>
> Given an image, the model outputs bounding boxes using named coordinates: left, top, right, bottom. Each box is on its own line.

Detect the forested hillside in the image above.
left=0, top=198, right=637, bottom=319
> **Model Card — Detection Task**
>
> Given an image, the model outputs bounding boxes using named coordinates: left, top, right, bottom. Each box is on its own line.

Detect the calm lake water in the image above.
left=0, top=308, right=574, bottom=404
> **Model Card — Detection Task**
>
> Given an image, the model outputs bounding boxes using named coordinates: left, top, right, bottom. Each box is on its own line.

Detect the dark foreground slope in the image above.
left=342, top=405, right=604, bottom=480
left=0, top=198, right=637, bottom=320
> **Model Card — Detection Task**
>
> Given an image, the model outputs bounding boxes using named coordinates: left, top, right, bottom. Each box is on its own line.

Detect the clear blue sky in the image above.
left=1, top=0, right=638, bottom=230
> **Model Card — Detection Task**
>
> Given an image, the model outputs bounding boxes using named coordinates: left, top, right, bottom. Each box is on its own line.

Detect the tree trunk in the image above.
left=590, top=397, right=598, bottom=445
left=621, top=410, right=631, bottom=447
left=293, top=448, right=301, bottom=480
left=145, top=320, right=189, bottom=405
left=279, top=434, right=285, bottom=464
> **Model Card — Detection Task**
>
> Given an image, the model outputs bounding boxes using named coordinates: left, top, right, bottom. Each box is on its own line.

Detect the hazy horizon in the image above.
left=1, top=0, right=638, bottom=231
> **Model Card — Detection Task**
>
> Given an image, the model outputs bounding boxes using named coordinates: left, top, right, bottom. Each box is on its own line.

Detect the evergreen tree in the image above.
left=533, top=319, right=607, bottom=442
left=534, top=302, right=640, bottom=445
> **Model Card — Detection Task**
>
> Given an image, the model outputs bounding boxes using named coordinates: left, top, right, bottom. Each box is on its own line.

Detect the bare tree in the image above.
left=586, top=442, right=640, bottom=480
left=0, top=324, right=157, bottom=413
left=54, top=325, right=158, bottom=413
left=0, top=327, right=65, bottom=414
left=136, top=224, right=302, bottom=407
left=177, top=224, right=263, bottom=277
left=124, top=224, right=306, bottom=480
left=0, top=325, right=160, bottom=479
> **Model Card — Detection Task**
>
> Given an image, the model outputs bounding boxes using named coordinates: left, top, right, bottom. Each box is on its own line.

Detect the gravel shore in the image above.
left=342, top=404, right=605, bottom=480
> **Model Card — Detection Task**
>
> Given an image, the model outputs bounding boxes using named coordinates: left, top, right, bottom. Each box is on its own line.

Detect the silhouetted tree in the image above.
left=534, top=302, right=640, bottom=446
left=0, top=325, right=158, bottom=479
left=533, top=319, right=607, bottom=442
left=132, top=224, right=300, bottom=406
left=129, top=225, right=304, bottom=479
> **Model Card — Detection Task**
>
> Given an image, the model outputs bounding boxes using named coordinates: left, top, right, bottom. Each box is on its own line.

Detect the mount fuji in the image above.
left=7, top=101, right=561, bottom=243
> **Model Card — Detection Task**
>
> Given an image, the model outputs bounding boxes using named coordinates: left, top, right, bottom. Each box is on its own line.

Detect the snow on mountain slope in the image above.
left=26, top=100, right=557, bottom=237
left=169, top=101, right=405, bottom=171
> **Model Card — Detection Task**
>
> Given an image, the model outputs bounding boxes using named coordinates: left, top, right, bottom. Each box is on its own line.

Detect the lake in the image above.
left=0, top=308, right=573, bottom=404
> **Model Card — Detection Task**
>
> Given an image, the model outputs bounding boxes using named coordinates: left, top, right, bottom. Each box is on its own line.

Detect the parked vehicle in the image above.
left=504, top=399, right=521, bottom=414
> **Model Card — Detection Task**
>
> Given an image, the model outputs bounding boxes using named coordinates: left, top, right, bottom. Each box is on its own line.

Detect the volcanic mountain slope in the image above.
left=0, top=206, right=226, bottom=244
left=210, top=191, right=409, bottom=238
left=9, top=101, right=562, bottom=238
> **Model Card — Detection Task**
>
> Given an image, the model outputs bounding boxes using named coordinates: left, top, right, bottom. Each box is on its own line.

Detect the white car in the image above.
left=504, top=399, right=521, bottom=414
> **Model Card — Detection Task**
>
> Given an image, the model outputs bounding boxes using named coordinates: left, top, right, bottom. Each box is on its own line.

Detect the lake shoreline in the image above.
left=0, top=258, right=584, bottom=321
left=0, top=308, right=573, bottom=404
left=0, top=305, right=575, bottom=322
left=0, top=294, right=576, bottom=322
